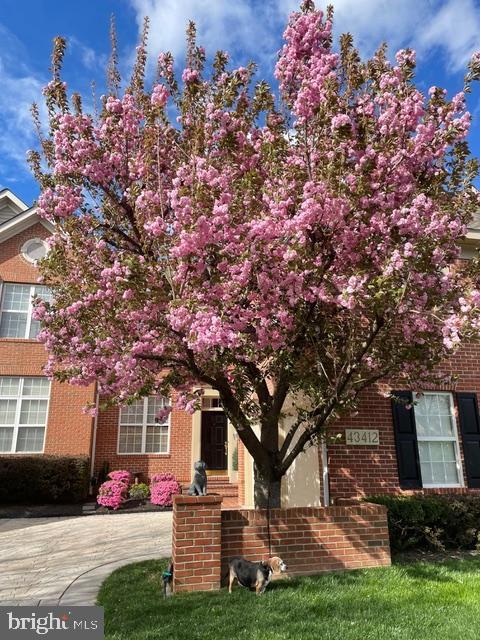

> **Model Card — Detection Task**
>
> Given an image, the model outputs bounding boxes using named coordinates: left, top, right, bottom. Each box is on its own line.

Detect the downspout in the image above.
left=321, top=439, right=330, bottom=507
left=89, top=389, right=100, bottom=495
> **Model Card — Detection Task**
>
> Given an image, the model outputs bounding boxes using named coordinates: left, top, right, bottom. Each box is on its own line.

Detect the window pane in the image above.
left=0, top=427, right=13, bottom=452
left=29, top=319, right=41, bottom=340
left=33, top=286, right=53, bottom=303
left=420, top=461, right=433, bottom=485
left=3, top=284, right=30, bottom=311
left=0, top=399, right=17, bottom=425
left=0, top=377, right=20, bottom=397
left=145, top=425, right=168, bottom=453
left=120, top=401, right=144, bottom=425
left=0, top=312, right=27, bottom=338
left=147, top=396, right=168, bottom=424
left=22, top=378, right=50, bottom=397
left=19, top=399, right=48, bottom=425
left=118, top=425, right=142, bottom=453
left=15, top=427, right=45, bottom=452
left=418, top=441, right=459, bottom=485
left=30, top=287, right=53, bottom=339
left=414, top=394, right=454, bottom=437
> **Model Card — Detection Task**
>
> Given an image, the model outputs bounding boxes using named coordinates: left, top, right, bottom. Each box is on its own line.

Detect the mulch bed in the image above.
left=94, top=500, right=172, bottom=515
left=394, top=549, right=480, bottom=564
left=0, top=503, right=84, bottom=518
left=0, top=499, right=172, bottom=518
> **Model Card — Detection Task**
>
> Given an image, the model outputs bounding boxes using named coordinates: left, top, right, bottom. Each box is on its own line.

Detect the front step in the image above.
left=181, top=477, right=239, bottom=507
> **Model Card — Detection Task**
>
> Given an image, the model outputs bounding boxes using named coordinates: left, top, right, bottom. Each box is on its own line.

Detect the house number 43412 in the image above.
left=345, top=429, right=380, bottom=445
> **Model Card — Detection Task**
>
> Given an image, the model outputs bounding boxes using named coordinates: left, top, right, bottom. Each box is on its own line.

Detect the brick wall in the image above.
left=171, top=497, right=390, bottom=592
left=0, top=223, right=95, bottom=458
left=172, top=495, right=222, bottom=592
left=0, top=222, right=50, bottom=282
left=94, top=403, right=193, bottom=484
left=221, top=503, right=390, bottom=577
left=324, top=342, right=480, bottom=501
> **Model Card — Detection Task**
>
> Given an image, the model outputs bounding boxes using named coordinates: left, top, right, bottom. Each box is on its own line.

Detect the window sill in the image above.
left=422, top=484, right=464, bottom=489
left=0, top=451, right=45, bottom=455
left=115, top=453, right=171, bottom=457
left=0, top=338, right=41, bottom=344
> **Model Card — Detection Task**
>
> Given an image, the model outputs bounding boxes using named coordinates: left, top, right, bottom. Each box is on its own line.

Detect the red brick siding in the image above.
left=171, top=497, right=390, bottom=592
left=0, top=222, right=51, bottom=283
left=221, top=504, right=390, bottom=577
left=0, top=224, right=95, bottom=458
left=324, top=343, right=480, bottom=500
left=94, top=403, right=193, bottom=483
left=172, top=495, right=223, bottom=592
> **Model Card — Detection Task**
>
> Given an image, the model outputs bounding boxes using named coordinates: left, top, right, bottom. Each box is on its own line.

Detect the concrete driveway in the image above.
left=0, top=512, right=172, bottom=606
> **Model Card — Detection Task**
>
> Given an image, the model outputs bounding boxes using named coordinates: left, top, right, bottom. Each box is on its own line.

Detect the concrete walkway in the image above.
left=0, top=512, right=172, bottom=606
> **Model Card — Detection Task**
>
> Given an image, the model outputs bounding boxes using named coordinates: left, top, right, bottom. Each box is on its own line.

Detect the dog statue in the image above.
left=187, top=460, right=208, bottom=496
left=228, top=556, right=288, bottom=595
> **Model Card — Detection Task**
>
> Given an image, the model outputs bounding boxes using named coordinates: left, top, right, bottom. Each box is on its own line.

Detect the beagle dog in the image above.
left=228, top=556, right=287, bottom=595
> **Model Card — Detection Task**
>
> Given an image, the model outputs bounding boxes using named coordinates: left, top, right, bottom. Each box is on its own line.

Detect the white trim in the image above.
left=21, top=238, right=49, bottom=264
left=0, top=376, right=51, bottom=454
left=414, top=391, right=464, bottom=489
left=89, top=390, right=100, bottom=491
left=0, top=207, right=55, bottom=244
left=321, top=439, right=330, bottom=506
left=0, top=189, right=29, bottom=212
left=116, top=396, right=171, bottom=455
left=0, top=283, right=50, bottom=340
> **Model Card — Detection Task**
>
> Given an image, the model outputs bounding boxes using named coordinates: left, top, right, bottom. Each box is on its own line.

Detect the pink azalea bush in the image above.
left=151, top=473, right=176, bottom=483
left=150, top=473, right=181, bottom=507
left=108, top=470, right=132, bottom=485
left=97, top=479, right=129, bottom=510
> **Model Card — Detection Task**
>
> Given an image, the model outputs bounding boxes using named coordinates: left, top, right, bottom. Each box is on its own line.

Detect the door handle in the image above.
left=224, top=441, right=228, bottom=455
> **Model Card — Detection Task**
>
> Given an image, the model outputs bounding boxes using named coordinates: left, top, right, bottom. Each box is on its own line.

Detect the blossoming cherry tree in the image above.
left=31, top=2, right=480, bottom=506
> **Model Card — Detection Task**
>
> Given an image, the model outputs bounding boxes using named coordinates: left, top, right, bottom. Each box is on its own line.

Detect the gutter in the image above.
left=321, top=439, right=330, bottom=507
left=89, top=389, right=100, bottom=494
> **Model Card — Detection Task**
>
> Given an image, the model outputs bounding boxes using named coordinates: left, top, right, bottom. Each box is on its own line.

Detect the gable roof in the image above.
left=0, top=190, right=54, bottom=244
left=0, top=188, right=30, bottom=226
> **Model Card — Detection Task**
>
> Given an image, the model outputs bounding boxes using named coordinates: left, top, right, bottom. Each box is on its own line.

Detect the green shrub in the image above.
left=129, top=483, right=150, bottom=500
left=0, top=455, right=90, bottom=504
left=367, top=494, right=480, bottom=552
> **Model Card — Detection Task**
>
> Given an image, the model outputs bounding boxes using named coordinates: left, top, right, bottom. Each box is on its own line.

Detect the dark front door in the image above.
left=201, top=411, right=227, bottom=470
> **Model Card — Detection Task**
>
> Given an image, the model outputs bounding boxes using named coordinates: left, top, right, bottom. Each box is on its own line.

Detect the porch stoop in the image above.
left=207, top=476, right=239, bottom=507
left=182, top=477, right=239, bottom=507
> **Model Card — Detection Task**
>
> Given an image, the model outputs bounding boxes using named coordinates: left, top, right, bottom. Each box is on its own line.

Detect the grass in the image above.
left=97, top=557, right=480, bottom=640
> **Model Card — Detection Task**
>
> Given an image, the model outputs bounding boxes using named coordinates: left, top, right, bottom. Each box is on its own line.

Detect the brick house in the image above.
left=1, top=187, right=480, bottom=508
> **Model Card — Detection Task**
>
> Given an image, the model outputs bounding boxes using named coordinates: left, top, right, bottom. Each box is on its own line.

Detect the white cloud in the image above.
left=128, top=0, right=480, bottom=73
left=129, top=0, right=282, bottom=67
left=418, top=0, right=480, bottom=71
left=0, top=25, right=45, bottom=180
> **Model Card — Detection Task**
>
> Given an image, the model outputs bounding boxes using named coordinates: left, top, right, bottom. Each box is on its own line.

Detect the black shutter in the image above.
left=457, top=392, right=480, bottom=488
left=391, top=391, right=422, bottom=489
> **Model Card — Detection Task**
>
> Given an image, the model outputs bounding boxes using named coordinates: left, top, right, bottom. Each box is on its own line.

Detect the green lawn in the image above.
left=97, top=557, right=480, bottom=640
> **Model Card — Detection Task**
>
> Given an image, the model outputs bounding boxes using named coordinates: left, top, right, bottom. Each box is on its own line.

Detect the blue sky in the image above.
left=2, top=0, right=480, bottom=206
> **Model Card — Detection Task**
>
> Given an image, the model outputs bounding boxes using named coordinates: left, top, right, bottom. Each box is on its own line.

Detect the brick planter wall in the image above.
left=172, top=497, right=391, bottom=592
left=172, top=495, right=223, bottom=592
left=221, top=503, right=391, bottom=577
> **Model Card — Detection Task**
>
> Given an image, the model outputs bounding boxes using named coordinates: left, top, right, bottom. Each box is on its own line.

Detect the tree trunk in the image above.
left=254, top=463, right=281, bottom=509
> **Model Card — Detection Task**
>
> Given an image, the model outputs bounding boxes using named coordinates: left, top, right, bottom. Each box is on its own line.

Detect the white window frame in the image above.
left=414, top=391, right=464, bottom=489
left=0, top=282, right=50, bottom=340
left=21, top=238, right=49, bottom=264
left=0, top=377, right=51, bottom=454
left=117, top=396, right=171, bottom=455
